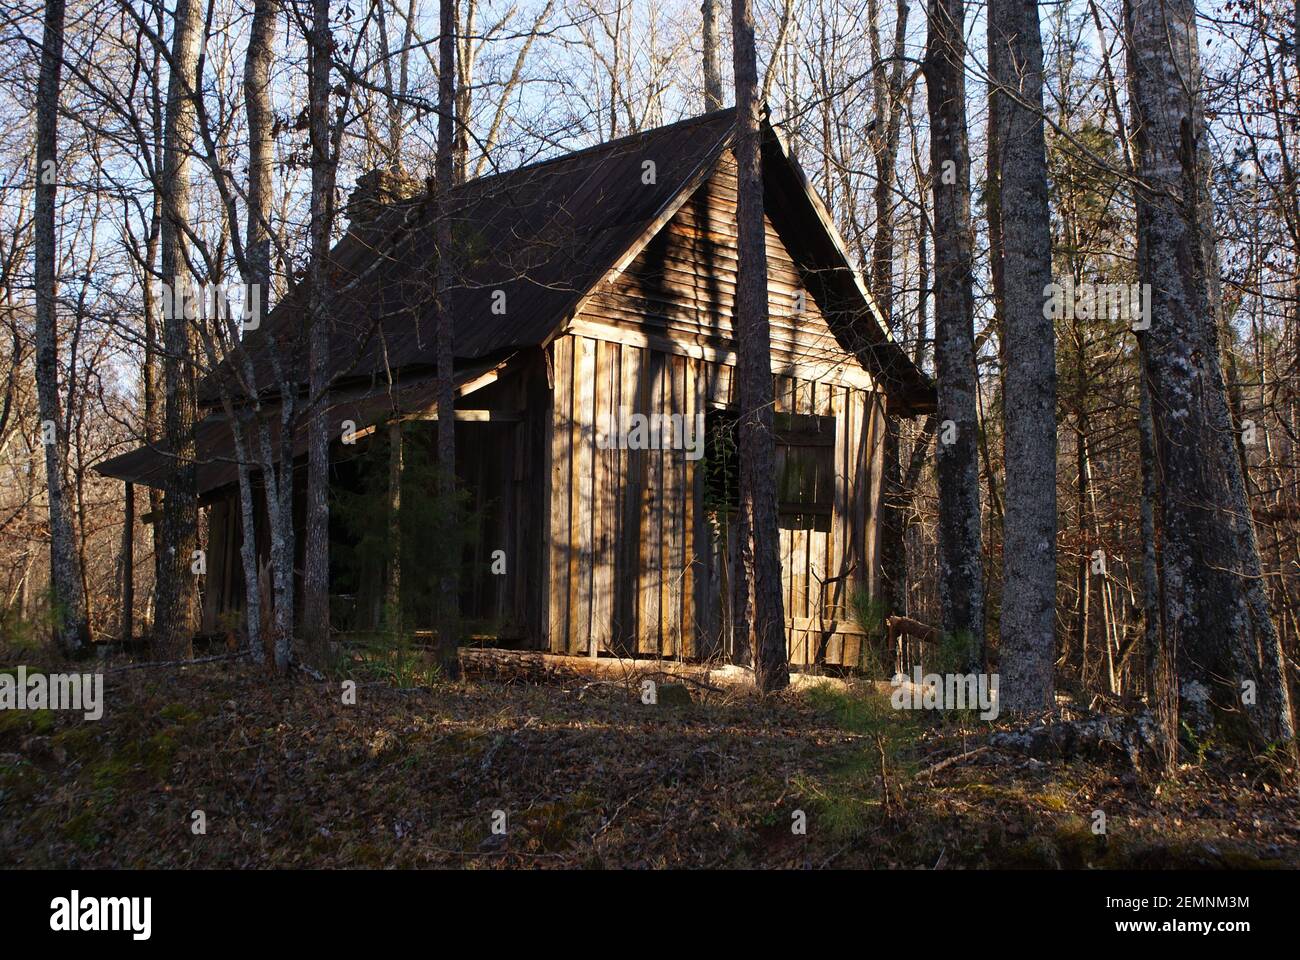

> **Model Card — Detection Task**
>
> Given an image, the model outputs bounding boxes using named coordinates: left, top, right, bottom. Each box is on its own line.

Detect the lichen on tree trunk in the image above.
left=924, top=0, right=985, bottom=668
left=1123, top=0, right=1295, bottom=754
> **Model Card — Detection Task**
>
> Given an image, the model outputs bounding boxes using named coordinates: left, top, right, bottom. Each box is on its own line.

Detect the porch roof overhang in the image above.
left=94, top=354, right=516, bottom=495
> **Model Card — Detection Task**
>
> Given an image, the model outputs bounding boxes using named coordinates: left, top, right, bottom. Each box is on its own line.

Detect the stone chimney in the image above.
left=345, top=166, right=424, bottom=241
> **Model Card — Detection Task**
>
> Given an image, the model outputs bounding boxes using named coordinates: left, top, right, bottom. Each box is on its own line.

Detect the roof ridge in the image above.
left=452, top=108, right=737, bottom=195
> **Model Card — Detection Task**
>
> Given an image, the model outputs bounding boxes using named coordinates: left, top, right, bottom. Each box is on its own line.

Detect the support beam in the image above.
left=120, top=481, right=134, bottom=641
left=384, top=420, right=402, bottom=632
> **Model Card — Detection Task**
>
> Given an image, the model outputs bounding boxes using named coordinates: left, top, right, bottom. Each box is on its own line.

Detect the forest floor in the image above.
left=2, top=643, right=1298, bottom=868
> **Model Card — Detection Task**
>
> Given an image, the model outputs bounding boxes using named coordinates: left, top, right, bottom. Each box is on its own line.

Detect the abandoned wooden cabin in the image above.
left=96, top=109, right=935, bottom=669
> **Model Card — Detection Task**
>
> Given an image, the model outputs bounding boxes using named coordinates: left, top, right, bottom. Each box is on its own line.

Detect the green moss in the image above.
left=1123, top=840, right=1287, bottom=870
left=80, top=730, right=178, bottom=791
left=0, top=712, right=24, bottom=739
left=159, top=703, right=200, bottom=725
left=141, top=732, right=179, bottom=779
left=1052, top=820, right=1113, bottom=868
left=344, top=842, right=389, bottom=867
left=518, top=793, right=601, bottom=852
left=444, top=727, right=490, bottom=756
left=958, top=781, right=1070, bottom=813
left=0, top=708, right=54, bottom=739
left=86, top=757, right=134, bottom=791
left=52, top=725, right=100, bottom=759
left=1219, top=849, right=1287, bottom=870
left=61, top=811, right=99, bottom=851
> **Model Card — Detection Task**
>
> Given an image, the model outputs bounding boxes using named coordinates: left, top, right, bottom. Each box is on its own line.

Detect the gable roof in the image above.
left=98, top=109, right=933, bottom=490
left=210, top=110, right=740, bottom=404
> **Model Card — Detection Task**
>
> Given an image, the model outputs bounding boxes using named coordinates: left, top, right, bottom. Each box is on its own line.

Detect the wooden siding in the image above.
left=545, top=332, right=884, bottom=665
left=578, top=155, right=864, bottom=383
left=543, top=154, right=887, bottom=665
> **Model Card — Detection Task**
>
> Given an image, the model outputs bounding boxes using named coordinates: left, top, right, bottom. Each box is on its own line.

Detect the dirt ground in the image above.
left=2, top=647, right=1298, bottom=868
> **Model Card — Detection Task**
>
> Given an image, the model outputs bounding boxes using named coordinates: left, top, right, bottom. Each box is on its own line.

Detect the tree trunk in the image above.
left=1139, top=364, right=1175, bottom=771
left=880, top=414, right=906, bottom=618
left=142, top=191, right=163, bottom=575
left=868, top=0, right=909, bottom=312
left=267, top=390, right=296, bottom=669
left=990, top=0, right=1057, bottom=711
left=245, top=0, right=276, bottom=295
left=33, top=0, right=89, bottom=657
left=730, top=0, right=788, bottom=692
left=302, top=0, right=338, bottom=658
left=1074, top=418, right=1091, bottom=682
left=455, top=0, right=474, bottom=183
left=434, top=0, right=462, bottom=680
left=871, top=0, right=911, bottom=622
left=924, top=0, right=984, bottom=666
left=154, top=0, right=204, bottom=659
left=730, top=496, right=752, bottom=665
left=225, top=412, right=262, bottom=662
left=1123, top=0, right=1295, bottom=752
left=241, top=0, right=279, bottom=664
left=243, top=0, right=295, bottom=667
left=702, top=0, right=723, bottom=111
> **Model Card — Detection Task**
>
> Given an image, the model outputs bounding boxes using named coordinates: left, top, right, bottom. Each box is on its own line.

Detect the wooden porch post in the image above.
left=120, top=481, right=134, bottom=642
left=385, top=420, right=402, bottom=633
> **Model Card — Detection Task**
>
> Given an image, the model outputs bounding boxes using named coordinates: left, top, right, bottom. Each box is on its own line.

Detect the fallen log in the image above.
left=989, top=711, right=1167, bottom=772
left=918, top=745, right=991, bottom=778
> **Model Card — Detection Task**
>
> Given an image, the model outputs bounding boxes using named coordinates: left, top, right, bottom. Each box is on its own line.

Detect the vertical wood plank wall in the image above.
left=546, top=332, right=884, bottom=665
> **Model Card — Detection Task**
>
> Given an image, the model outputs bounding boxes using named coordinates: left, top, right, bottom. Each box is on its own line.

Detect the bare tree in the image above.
left=702, top=0, right=723, bottom=110
left=32, top=0, right=88, bottom=656
left=154, top=0, right=204, bottom=659
left=1123, top=0, right=1295, bottom=751
left=434, top=0, right=462, bottom=679
left=245, top=0, right=277, bottom=294
left=302, top=0, right=340, bottom=655
left=869, top=0, right=911, bottom=622
left=989, top=0, right=1057, bottom=710
left=731, top=0, right=788, bottom=692
left=924, top=0, right=984, bottom=663
left=241, top=0, right=279, bottom=664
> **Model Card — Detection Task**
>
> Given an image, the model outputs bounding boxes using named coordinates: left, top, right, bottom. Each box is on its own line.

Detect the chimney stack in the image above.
left=345, top=166, right=424, bottom=243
